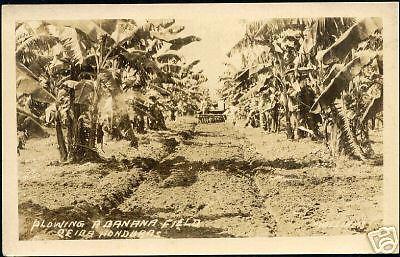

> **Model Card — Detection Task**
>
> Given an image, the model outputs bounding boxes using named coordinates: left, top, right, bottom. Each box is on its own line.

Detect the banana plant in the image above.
left=310, top=17, right=383, bottom=160
left=16, top=61, right=69, bottom=160
left=226, top=19, right=309, bottom=138
left=222, top=17, right=382, bottom=160
left=16, top=19, right=206, bottom=162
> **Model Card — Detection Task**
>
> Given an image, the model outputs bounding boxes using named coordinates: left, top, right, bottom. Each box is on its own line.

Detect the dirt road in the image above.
left=18, top=117, right=383, bottom=239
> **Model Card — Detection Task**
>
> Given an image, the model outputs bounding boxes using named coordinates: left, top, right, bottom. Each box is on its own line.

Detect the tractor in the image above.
left=197, top=100, right=227, bottom=124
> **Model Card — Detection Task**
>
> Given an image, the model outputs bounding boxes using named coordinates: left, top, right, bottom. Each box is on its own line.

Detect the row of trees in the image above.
left=219, top=17, right=383, bottom=160
left=16, top=19, right=208, bottom=162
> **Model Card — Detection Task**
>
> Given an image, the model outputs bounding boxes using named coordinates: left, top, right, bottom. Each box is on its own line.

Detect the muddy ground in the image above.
left=18, top=116, right=383, bottom=240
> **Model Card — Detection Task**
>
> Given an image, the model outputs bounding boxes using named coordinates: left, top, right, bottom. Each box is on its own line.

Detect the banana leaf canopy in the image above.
left=16, top=62, right=55, bottom=104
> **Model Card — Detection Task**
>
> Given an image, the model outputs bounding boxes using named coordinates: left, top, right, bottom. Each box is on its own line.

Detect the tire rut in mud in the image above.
left=117, top=123, right=280, bottom=238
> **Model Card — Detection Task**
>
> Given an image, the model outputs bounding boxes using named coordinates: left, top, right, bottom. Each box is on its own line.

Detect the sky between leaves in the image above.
left=177, top=19, right=246, bottom=100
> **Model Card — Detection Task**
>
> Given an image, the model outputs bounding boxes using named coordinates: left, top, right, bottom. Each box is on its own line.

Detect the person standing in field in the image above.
left=200, top=98, right=210, bottom=115
left=258, top=92, right=269, bottom=131
left=225, top=102, right=238, bottom=126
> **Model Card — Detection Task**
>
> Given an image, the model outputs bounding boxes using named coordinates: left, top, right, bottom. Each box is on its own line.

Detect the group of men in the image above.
left=225, top=80, right=321, bottom=139
left=225, top=88, right=281, bottom=132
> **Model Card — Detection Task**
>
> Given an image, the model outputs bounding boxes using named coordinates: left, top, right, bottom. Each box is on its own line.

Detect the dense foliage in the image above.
left=16, top=19, right=208, bottom=161
left=220, top=17, right=383, bottom=160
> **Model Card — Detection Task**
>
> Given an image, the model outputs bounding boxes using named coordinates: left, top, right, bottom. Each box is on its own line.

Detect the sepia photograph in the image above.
left=2, top=3, right=399, bottom=255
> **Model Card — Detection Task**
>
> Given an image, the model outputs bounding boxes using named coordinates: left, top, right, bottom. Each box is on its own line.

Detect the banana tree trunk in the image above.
left=170, top=110, right=176, bottom=121
left=329, top=118, right=340, bottom=156
left=136, top=115, right=145, bottom=134
left=371, top=118, right=375, bottom=130
left=276, top=60, right=294, bottom=140
left=66, top=88, right=83, bottom=162
left=66, top=87, right=74, bottom=161
left=330, top=101, right=367, bottom=160
left=88, top=105, right=98, bottom=149
left=281, top=85, right=294, bottom=140
left=66, top=112, right=74, bottom=160
left=55, top=111, right=68, bottom=161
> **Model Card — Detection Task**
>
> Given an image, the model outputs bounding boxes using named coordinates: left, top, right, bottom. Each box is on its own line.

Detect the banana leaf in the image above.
left=17, top=106, right=49, bottom=138
left=185, top=60, right=200, bottom=71
left=17, top=106, right=42, bottom=123
left=238, top=80, right=265, bottom=103
left=148, top=19, right=175, bottom=29
left=110, top=21, right=151, bottom=46
left=377, top=53, right=383, bottom=75
left=167, top=25, right=185, bottom=34
left=151, top=31, right=200, bottom=51
left=285, top=66, right=317, bottom=75
left=160, top=63, right=182, bottom=74
left=111, top=26, right=135, bottom=45
left=311, top=51, right=380, bottom=113
left=148, top=83, right=172, bottom=96
left=150, top=31, right=177, bottom=42
left=16, top=34, right=59, bottom=55
left=94, top=19, right=119, bottom=35
left=121, top=50, right=148, bottom=63
left=361, top=92, right=383, bottom=124
left=301, top=22, right=318, bottom=53
left=169, top=36, right=201, bottom=50
left=320, top=17, right=382, bottom=65
left=233, top=92, right=243, bottom=102
left=234, top=69, right=250, bottom=82
left=151, top=74, right=174, bottom=84
left=59, top=27, right=87, bottom=64
left=75, top=81, right=95, bottom=104
left=16, top=62, right=56, bottom=104
left=322, top=64, right=344, bottom=87
left=64, top=79, right=95, bottom=105
left=155, top=51, right=182, bottom=63
left=46, top=20, right=106, bottom=41
left=121, top=51, right=160, bottom=74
